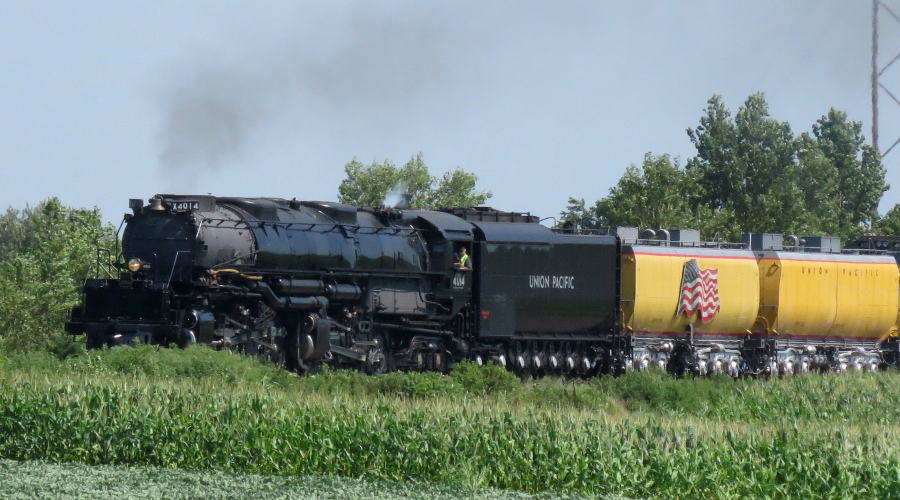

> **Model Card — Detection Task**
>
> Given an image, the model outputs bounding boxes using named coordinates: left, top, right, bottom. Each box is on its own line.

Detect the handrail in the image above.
left=114, top=217, right=125, bottom=266
left=165, top=250, right=192, bottom=290
left=90, top=246, right=116, bottom=279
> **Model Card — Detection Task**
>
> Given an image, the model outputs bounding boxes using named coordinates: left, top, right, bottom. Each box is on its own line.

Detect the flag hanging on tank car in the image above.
left=676, top=259, right=720, bottom=323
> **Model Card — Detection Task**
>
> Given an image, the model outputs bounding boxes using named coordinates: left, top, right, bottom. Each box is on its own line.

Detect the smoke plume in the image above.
left=154, top=3, right=494, bottom=182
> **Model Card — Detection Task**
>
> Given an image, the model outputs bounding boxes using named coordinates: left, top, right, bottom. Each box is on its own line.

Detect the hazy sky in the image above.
left=2, top=1, right=899, bottom=224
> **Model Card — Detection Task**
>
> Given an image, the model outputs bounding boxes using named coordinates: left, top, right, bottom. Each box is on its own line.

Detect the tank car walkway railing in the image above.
left=551, top=226, right=893, bottom=254
left=551, top=227, right=746, bottom=249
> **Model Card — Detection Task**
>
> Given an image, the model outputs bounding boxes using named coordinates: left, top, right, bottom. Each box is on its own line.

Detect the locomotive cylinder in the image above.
left=275, top=279, right=326, bottom=295
left=274, top=279, right=362, bottom=301
left=326, top=283, right=362, bottom=301
left=254, top=282, right=328, bottom=311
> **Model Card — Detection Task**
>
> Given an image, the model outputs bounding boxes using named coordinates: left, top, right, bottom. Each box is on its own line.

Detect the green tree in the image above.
left=806, top=109, right=887, bottom=235
left=874, top=204, right=900, bottom=235
left=337, top=152, right=491, bottom=210
left=686, top=93, right=806, bottom=237
left=558, top=197, right=596, bottom=229
left=566, top=93, right=887, bottom=241
left=0, top=198, right=116, bottom=353
left=795, top=134, right=841, bottom=235
left=0, top=205, right=41, bottom=261
left=560, top=154, right=727, bottom=234
left=595, top=153, right=700, bottom=229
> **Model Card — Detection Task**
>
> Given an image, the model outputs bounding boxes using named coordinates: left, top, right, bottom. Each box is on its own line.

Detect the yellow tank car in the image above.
left=755, top=251, right=899, bottom=343
left=620, top=245, right=760, bottom=338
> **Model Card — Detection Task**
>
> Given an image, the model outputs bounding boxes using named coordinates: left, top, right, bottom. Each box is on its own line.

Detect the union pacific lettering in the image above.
left=528, top=275, right=575, bottom=290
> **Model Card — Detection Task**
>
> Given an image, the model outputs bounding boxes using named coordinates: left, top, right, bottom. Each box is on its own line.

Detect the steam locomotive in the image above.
left=65, top=194, right=900, bottom=376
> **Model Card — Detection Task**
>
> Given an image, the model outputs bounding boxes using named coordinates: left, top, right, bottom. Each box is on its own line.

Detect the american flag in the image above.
left=677, top=259, right=720, bottom=323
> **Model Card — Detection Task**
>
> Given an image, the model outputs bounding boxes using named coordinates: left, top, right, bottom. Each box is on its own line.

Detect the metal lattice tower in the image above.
left=873, top=0, right=900, bottom=156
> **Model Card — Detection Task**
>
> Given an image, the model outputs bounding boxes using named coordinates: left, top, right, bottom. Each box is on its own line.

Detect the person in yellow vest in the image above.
left=454, top=247, right=471, bottom=270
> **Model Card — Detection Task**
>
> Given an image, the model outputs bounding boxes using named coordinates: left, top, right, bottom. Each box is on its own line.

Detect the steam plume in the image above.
left=382, top=181, right=411, bottom=209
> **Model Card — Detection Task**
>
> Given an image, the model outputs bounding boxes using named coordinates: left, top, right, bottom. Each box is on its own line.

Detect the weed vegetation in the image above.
left=0, top=346, right=897, bottom=499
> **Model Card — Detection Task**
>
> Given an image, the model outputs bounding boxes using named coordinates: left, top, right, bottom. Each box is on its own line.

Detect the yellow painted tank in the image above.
left=621, top=245, right=760, bottom=337
left=755, top=251, right=898, bottom=342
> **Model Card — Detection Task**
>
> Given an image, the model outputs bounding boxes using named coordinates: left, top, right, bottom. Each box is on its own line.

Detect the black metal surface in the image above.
left=71, top=279, right=168, bottom=323
left=125, top=195, right=431, bottom=276
left=121, top=212, right=196, bottom=283
left=442, top=207, right=540, bottom=223
left=214, top=198, right=427, bottom=273
left=472, top=222, right=618, bottom=339
left=469, top=221, right=556, bottom=243
left=403, top=210, right=474, bottom=241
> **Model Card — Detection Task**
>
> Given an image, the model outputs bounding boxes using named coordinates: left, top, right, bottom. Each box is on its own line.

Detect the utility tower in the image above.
left=873, top=0, right=900, bottom=156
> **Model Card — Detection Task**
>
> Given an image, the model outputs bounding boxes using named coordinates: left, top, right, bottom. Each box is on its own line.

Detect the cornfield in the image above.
left=0, top=347, right=897, bottom=499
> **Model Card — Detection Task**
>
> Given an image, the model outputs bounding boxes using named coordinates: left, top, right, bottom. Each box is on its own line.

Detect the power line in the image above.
left=873, top=0, right=900, bottom=156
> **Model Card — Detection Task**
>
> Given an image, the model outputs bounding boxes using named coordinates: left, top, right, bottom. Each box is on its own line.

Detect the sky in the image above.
left=2, top=1, right=900, bottom=225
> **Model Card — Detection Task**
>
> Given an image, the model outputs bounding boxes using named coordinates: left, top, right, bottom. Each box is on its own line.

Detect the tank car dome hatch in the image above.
left=744, top=232, right=784, bottom=251
left=802, top=236, right=841, bottom=254
left=609, top=227, right=639, bottom=243
left=667, top=229, right=700, bottom=245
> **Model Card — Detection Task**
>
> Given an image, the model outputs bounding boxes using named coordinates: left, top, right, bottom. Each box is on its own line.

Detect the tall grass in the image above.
left=0, top=346, right=897, bottom=498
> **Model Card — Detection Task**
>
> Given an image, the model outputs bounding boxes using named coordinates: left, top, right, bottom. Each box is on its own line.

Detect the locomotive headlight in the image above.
left=127, top=258, right=143, bottom=272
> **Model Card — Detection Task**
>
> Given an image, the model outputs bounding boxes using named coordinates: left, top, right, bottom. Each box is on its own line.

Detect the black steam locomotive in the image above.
left=66, top=195, right=618, bottom=375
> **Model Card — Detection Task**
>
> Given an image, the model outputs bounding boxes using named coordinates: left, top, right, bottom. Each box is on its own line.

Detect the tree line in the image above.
left=0, top=200, right=115, bottom=352
left=341, top=93, right=900, bottom=241
left=562, top=93, right=894, bottom=241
